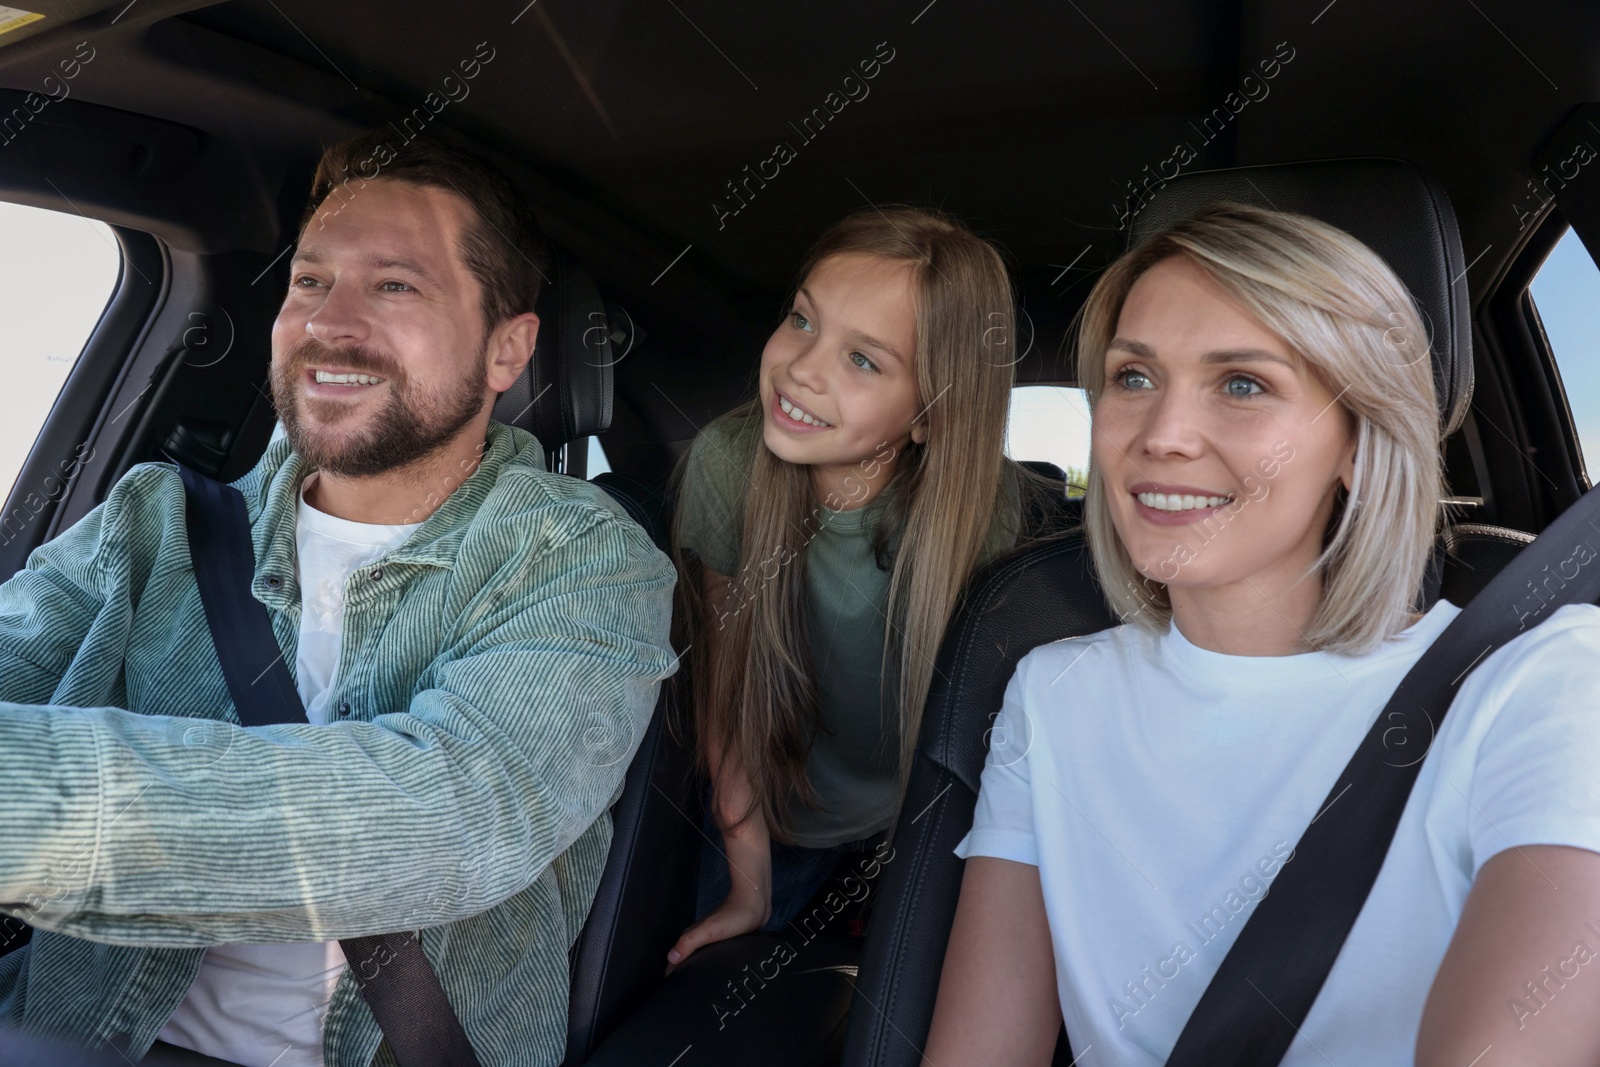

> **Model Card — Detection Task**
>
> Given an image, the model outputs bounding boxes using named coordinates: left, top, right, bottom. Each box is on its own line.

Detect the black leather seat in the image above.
left=1437, top=523, right=1533, bottom=605
left=491, top=245, right=614, bottom=473
left=490, top=247, right=704, bottom=1064
left=837, top=159, right=1530, bottom=1067
left=562, top=674, right=702, bottom=1065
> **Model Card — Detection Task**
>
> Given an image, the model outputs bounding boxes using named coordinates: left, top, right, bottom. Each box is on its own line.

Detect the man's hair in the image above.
left=299, top=131, right=550, bottom=334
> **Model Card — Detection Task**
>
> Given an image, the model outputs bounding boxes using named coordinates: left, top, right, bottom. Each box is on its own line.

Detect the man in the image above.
left=0, top=132, right=678, bottom=1066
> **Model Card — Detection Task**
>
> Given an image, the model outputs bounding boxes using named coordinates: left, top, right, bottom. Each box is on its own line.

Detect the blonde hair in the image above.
left=674, top=206, right=1020, bottom=842
left=1077, top=203, right=1442, bottom=655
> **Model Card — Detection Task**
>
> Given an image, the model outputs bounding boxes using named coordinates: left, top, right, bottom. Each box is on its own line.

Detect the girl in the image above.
left=666, top=206, right=1053, bottom=966
left=927, top=204, right=1600, bottom=1064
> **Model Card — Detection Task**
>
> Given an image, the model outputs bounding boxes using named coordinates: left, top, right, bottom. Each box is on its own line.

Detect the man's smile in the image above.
left=302, top=365, right=391, bottom=398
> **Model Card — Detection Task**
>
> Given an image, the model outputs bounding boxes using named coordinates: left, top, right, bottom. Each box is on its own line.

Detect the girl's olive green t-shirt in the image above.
left=677, top=414, right=1019, bottom=848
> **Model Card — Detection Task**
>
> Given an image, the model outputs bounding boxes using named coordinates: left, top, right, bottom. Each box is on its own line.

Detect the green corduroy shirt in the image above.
left=0, top=419, right=678, bottom=1066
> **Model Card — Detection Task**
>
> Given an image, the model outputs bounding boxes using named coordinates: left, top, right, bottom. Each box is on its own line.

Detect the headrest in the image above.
left=491, top=246, right=614, bottom=456
left=1127, top=159, right=1473, bottom=436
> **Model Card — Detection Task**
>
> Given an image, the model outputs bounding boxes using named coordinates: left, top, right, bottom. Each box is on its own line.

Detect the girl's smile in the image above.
left=771, top=388, right=833, bottom=432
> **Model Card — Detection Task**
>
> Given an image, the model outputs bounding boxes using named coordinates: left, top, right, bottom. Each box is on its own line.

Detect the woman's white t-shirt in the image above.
left=955, top=599, right=1600, bottom=1066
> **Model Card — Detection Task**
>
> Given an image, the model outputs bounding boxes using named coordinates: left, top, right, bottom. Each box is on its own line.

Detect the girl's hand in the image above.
left=665, top=878, right=771, bottom=974
left=674, top=664, right=776, bottom=974
left=667, top=785, right=773, bottom=975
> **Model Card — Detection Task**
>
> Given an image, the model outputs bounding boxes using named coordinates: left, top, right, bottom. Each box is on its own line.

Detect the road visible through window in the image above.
left=0, top=201, right=121, bottom=501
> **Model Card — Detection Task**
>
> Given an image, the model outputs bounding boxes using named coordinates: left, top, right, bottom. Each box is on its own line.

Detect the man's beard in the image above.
left=271, top=336, right=488, bottom=479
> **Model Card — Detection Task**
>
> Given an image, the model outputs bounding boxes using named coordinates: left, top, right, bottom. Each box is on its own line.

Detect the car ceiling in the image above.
left=0, top=0, right=1597, bottom=442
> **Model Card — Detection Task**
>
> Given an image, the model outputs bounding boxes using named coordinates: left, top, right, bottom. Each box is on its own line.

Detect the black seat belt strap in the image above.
left=1165, top=483, right=1600, bottom=1066
left=178, top=464, right=483, bottom=1067
left=179, top=466, right=303, bottom=727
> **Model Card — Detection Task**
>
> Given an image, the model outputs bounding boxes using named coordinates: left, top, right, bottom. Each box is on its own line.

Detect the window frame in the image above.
left=1476, top=208, right=1586, bottom=532
left=1524, top=220, right=1599, bottom=493
left=0, top=225, right=168, bottom=578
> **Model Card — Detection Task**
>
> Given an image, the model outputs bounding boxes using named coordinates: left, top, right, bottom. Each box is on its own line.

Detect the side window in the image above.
left=1005, top=385, right=1091, bottom=495
left=1529, top=226, right=1600, bottom=480
left=0, top=201, right=121, bottom=500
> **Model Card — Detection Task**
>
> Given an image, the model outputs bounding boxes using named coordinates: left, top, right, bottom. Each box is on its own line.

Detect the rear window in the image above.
left=0, top=200, right=121, bottom=500
left=1006, top=385, right=1091, bottom=492
left=1529, top=226, right=1600, bottom=482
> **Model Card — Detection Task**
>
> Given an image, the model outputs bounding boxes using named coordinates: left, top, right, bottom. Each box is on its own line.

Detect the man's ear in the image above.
left=486, top=311, right=540, bottom=393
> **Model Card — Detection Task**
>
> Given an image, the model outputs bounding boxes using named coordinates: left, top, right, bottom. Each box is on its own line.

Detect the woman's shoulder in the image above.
left=1416, top=600, right=1600, bottom=766
left=1012, top=622, right=1146, bottom=689
left=1515, top=600, right=1600, bottom=641
left=1472, top=601, right=1600, bottom=682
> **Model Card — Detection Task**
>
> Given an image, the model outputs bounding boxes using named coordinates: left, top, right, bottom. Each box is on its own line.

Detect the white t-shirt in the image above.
left=159, top=483, right=420, bottom=1067
left=955, top=599, right=1600, bottom=1066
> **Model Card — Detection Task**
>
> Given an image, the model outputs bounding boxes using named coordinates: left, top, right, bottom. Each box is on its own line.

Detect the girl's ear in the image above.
left=911, top=419, right=929, bottom=445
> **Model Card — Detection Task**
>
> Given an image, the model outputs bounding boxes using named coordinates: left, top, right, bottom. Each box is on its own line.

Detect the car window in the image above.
left=0, top=200, right=121, bottom=501
left=587, top=436, right=612, bottom=478
left=1529, top=226, right=1600, bottom=482
left=1006, top=385, right=1091, bottom=493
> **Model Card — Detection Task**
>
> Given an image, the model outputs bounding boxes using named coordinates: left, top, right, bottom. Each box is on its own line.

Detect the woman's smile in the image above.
left=1130, top=481, right=1238, bottom=526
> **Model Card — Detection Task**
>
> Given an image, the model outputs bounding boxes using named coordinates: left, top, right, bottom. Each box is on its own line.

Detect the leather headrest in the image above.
left=492, top=245, right=614, bottom=455
left=1128, top=159, right=1473, bottom=436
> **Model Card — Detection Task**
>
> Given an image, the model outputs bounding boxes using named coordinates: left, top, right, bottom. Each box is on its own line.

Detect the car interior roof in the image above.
left=0, top=0, right=1594, bottom=477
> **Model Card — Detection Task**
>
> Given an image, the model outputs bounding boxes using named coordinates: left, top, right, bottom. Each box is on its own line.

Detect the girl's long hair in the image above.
left=673, top=206, right=1021, bottom=843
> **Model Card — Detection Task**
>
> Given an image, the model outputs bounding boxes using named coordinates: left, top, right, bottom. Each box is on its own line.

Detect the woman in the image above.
left=926, top=203, right=1600, bottom=1065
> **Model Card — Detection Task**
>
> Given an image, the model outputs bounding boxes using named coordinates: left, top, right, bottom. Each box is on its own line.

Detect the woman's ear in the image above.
left=911, top=419, right=929, bottom=445
left=1334, top=407, right=1358, bottom=492
left=1337, top=442, right=1356, bottom=493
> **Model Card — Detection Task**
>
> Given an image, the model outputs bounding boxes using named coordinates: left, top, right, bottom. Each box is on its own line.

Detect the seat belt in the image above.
left=1165, top=482, right=1600, bottom=1066
left=177, top=465, right=483, bottom=1067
